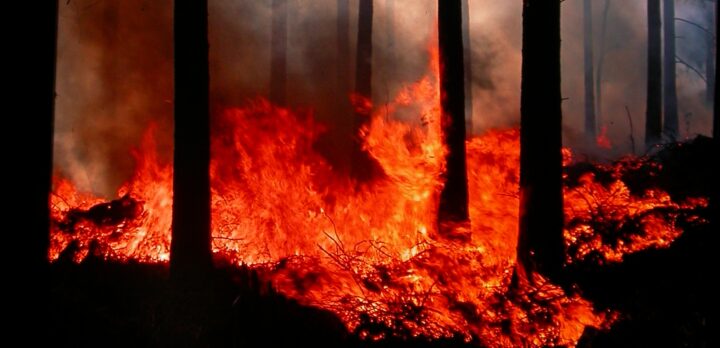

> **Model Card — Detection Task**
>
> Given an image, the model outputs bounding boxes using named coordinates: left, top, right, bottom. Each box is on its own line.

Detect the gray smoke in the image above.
left=54, top=0, right=715, bottom=195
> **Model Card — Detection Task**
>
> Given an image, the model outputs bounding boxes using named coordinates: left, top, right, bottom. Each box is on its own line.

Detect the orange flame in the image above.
left=49, top=47, right=706, bottom=346
left=596, top=125, right=612, bottom=149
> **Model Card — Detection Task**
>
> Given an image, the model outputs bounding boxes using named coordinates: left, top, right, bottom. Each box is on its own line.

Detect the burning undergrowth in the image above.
left=49, top=50, right=708, bottom=347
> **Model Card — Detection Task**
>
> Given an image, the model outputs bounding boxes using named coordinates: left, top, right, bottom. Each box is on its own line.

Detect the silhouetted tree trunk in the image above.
left=438, top=0, right=470, bottom=237
left=271, top=0, right=287, bottom=105
left=646, top=0, right=663, bottom=148
left=461, top=0, right=473, bottom=137
left=663, top=0, right=679, bottom=140
left=584, top=0, right=597, bottom=139
left=15, top=1, right=57, bottom=340
left=7, top=0, right=59, bottom=341
left=595, top=0, right=611, bottom=122
left=516, top=0, right=564, bottom=281
left=29, top=0, right=57, bottom=289
left=171, top=0, right=213, bottom=281
left=351, top=0, right=380, bottom=181
left=355, top=0, right=373, bottom=101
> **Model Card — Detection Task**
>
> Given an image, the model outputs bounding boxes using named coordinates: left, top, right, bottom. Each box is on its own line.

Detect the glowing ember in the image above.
left=49, top=48, right=707, bottom=347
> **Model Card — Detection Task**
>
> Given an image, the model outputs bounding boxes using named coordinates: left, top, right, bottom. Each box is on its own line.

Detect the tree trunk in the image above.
left=595, top=0, right=611, bottom=123
left=663, top=0, right=679, bottom=141
left=437, top=0, right=470, bottom=237
left=516, top=0, right=564, bottom=281
left=355, top=0, right=373, bottom=100
left=271, top=0, right=288, bottom=105
left=461, top=0, right=473, bottom=137
left=171, top=0, right=213, bottom=281
left=646, top=0, right=663, bottom=148
left=30, top=0, right=57, bottom=289
left=351, top=0, right=380, bottom=181
left=584, top=0, right=597, bottom=139
left=15, top=1, right=57, bottom=341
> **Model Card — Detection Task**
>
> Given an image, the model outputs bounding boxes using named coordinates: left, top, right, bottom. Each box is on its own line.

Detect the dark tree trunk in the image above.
left=584, top=0, right=597, bottom=139
left=595, top=0, right=611, bottom=123
left=646, top=0, right=663, bottom=148
left=171, top=0, right=213, bottom=281
left=663, top=0, right=679, bottom=140
left=351, top=0, right=382, bottom=181
left=355, top=0, right=373, bottom=100
left=30, top=0, right=57, bottom=289
left=437, top=0, right=470, bottom=236
left=461, top=0, right=473, bottom=137
left=271, top=0, right=288, bottom=105
left=14, top=1, right=57, bottom=340
left=516, top=0, right=564, bottom=281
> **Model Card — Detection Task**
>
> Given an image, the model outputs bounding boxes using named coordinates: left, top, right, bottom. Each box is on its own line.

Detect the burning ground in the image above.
left=48, top=49, right=710, bottom=347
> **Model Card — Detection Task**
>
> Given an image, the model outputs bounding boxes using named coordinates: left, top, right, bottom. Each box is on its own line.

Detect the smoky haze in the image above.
left=54, top=0, right=715, bottom=196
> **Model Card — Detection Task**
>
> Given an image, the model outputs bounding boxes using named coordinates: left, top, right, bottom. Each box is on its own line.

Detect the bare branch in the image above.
left=675, top=18, right=715, bottom=38
left=675, top=55, right=708, bottom=82
left=625, top=106, right=636, bottom=155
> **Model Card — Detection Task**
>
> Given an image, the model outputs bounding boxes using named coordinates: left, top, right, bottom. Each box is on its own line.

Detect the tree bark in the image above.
left=271, top=0, right=288, bottom=105
left=438, top=0, right=470, bottom=236
left=516, top=0, right=564, bottom=281
left=171, top=0, right=213, bottom=281
left=663, top=0, right=679, bottom=141
left=646, top=0, right=663, bottom=148
left=461, top=0, right=473, bottom=137
left=584, top=0, right=597, bottom=139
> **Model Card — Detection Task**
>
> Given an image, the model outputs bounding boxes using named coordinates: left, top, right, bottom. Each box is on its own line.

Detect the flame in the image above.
left=49, top=47, right=707, bottom=346
left=595, top=125, right=612, bottom=149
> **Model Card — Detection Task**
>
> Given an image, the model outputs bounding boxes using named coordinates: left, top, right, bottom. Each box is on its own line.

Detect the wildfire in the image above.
left=49, top=48, right=707, bottom=347
left=596, top=125, right=612, bottom=149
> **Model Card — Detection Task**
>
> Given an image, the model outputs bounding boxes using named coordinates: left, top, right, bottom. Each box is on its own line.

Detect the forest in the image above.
left=11, top=0, right=717, bottom=347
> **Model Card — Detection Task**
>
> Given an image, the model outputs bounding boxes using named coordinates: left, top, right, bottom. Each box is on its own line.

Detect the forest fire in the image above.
left=48, top=48, right=708, bottom=347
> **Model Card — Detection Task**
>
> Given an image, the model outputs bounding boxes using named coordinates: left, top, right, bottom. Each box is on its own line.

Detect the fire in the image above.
left=595, top=125, right=612, bottom=149
left=563, top=157, right=708, bottom=265
left=49, top=48, right=707, bottom=346
left=50, top=125, right=172, bottom=263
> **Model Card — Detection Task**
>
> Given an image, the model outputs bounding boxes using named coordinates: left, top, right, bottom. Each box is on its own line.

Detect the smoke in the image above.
left=54, top=0, right=715, bottom=195
left=559, top=0, right=714, bottom=156
left=54, top=0, right=173, bottom=197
